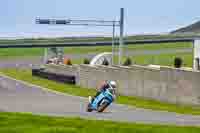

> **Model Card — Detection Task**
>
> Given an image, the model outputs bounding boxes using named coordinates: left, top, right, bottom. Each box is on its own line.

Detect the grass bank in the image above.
left=1, top=68, right=200, bottom=115
left=72, top=52, right=193, bottom=67
left=0, top=42, right=192, bottom=59
left=0, top=112, right=199, bottom=133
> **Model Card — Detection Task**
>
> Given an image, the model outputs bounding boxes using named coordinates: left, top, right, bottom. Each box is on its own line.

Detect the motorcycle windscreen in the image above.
left=104, top=89, right=114, bottom=102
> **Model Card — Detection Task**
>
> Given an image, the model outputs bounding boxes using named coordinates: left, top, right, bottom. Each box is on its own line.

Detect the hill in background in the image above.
left=171, top=21, right=200, bottom=34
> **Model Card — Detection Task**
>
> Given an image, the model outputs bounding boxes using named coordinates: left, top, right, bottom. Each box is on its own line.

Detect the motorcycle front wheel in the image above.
left=86, top=103, right=93, bottom=112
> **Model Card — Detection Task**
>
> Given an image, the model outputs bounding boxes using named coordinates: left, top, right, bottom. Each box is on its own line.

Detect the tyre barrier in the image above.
left=32, top=68, right=76, bottom=84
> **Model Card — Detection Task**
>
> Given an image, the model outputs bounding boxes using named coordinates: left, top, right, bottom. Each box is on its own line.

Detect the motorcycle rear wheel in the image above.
left=97, top=102, right=109, bottom=112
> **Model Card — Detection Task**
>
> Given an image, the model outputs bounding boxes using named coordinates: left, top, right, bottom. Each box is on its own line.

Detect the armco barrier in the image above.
left=44, top=64, right=78, bottom=76
left=44, top=64, right=79, bottom=84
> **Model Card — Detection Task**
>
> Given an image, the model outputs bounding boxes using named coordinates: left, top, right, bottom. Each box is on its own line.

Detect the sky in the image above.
left=1, top=0, right=200, bottom=38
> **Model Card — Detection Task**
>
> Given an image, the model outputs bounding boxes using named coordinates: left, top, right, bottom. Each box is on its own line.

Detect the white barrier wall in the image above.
left=160, top=67, right=200, bottom=105
left=45, top=64, right=200, bottom=106
left=78, top=65, right=200, bottom=106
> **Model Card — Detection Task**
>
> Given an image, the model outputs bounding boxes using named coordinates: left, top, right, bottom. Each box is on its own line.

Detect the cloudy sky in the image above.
left=1, top=0, right=199, bottom=38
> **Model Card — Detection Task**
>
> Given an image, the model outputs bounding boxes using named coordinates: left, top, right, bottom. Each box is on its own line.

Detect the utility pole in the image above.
left=119, top=8, right=124, bottom=65
left=112, top=21, right=115, bottom=65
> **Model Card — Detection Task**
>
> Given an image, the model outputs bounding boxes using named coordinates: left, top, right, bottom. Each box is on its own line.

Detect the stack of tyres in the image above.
left=32, top=68, right=76, bottom=84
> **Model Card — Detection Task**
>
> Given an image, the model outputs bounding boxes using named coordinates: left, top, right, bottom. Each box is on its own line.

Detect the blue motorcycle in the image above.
left=87, top=88, right=115, bottom=112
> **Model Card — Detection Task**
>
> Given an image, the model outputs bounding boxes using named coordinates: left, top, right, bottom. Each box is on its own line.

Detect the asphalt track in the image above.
left=0, top=73, right=200, bottom=126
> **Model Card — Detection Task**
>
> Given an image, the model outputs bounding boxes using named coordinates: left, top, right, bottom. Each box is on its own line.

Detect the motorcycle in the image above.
left=86, top=88, right=115, bottom=112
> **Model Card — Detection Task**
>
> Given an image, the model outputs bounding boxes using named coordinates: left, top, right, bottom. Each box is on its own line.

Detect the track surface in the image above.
left=0, top=74, right=200, bottom=126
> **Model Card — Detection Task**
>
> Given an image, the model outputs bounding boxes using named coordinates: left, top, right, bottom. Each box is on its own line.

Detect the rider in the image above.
left=89, top=80, right=117, bottom=103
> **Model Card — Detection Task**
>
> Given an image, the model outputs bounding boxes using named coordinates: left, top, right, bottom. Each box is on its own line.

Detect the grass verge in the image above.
left=0, top=112, right=200, bottom=133
left=72, top=52, right=193, bottom=67
left=1, top=68, right=200, bottom=115
left=0, top=42, right=192, bottom=59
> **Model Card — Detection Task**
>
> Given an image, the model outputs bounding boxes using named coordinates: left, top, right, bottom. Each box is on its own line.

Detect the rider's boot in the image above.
left=88, top=96, right=92, bottom=103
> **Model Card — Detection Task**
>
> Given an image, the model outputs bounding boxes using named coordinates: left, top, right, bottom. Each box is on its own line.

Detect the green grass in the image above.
left=0, top=48, right=45, bottom=59
left=1, top=68, right=200, bottom=115
left=0, top=42, right=192, bottom=59
left=70, top=52, right=193, bottom=67
left=64, top=42, right=192, bottom=54
left=0, top=34, right=198, bottom=44
left=0, top=36, right=111, bottom=44
left=0, top=47, right=193, bottom=68
left=130, top=52, right=193, bottom=67
left=0, top=112, right=199, bottom=133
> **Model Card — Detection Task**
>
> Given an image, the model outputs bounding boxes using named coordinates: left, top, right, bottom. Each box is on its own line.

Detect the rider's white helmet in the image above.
left=108, top=80, right=117, bottom=90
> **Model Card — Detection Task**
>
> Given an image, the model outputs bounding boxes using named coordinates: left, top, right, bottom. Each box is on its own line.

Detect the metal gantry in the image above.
left=36, top=8, right=124, bottom=65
